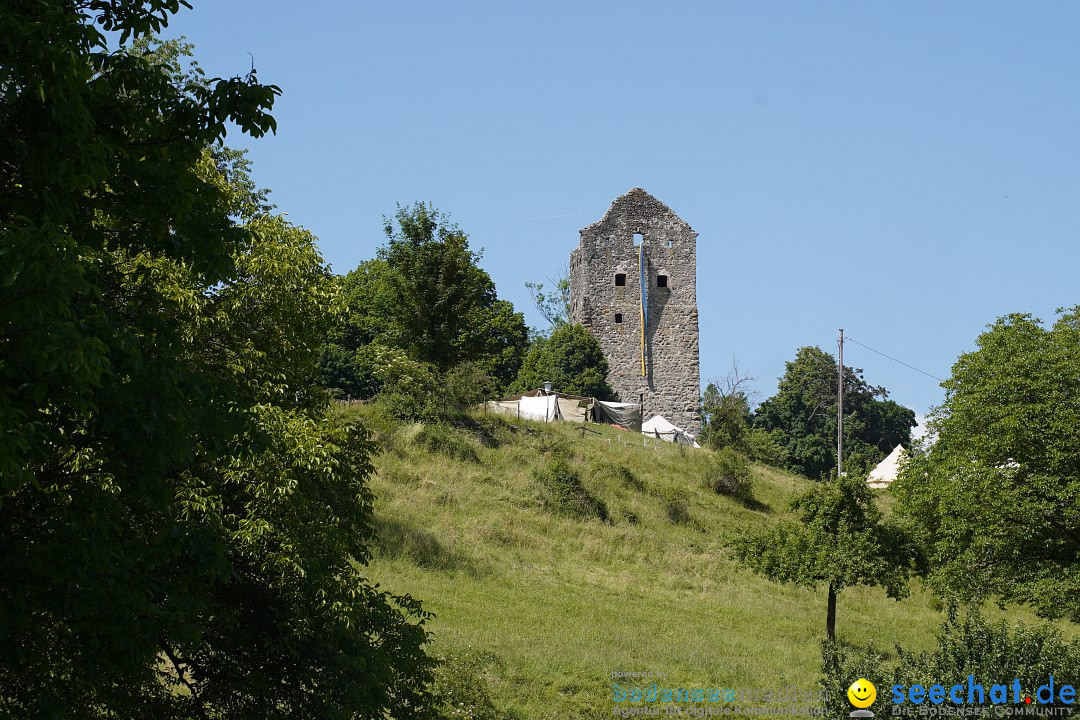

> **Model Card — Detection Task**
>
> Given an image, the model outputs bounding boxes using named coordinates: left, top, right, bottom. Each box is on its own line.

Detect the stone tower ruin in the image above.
left=569, top=188, right=701, bottom=435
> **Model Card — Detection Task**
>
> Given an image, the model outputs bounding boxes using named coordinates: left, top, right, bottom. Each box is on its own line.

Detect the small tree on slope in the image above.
left=735, top=474, right=917, bottom=641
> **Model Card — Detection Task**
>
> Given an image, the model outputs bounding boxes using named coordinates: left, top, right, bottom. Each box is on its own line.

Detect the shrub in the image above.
left=373, top=516, right=464, bottom=571
left=705, top=447, right=755, bottom=502
left=343, top=401, right=401, bottom=452
left=534, top=457, right=609, bottom=522
left=366, top=344, right=441, bottom=421
left=443, top=362, right=500, bottom=415
left=453, top=414, right=517, bottom=449
left=431, top=650, right=521, bottom=720
left=821, top=608, right=1080, bottom=718
left=820, top=640, right=890, bottom=718
left=416, top=423, right=481, bottom=463
left=745, top=427, right=785, bottom=467
left=536, top=432, right=572, bottom=459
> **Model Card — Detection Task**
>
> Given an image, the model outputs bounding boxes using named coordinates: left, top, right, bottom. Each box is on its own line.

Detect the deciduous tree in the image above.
left=511, top=323, right=616, bottom=400
left=700, top=362, right=755, bottom=452
left=894, top=309, right=1080, bottom=622
left=736, top=474, right=917, bottom=641
left=1, top=7, right=434, bottom=718
left=525, top=268, right=571, bottom=331
left=327, top=203, right=529, bottom=395
left=754, top=346, right=916, bottom=479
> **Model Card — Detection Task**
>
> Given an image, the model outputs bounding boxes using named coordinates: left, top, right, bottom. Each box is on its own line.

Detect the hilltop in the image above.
left=344, top=405, right=962, bottom=719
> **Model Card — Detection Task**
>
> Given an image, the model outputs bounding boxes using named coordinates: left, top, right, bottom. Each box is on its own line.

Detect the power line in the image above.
left=845, top=336, right=946, bottom=383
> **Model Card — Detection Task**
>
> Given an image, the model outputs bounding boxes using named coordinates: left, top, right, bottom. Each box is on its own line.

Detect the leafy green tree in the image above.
left=327, top=204, right=529, bottom=394
left=701, top=385, right=751, bottom=450
left=511, top=323, right=617, bottom=399
left=700, top=362, right=754, bottom=452
left=736, top=474, right=917, bottom=641
left=754, top=346, right=916, bottom=479
left=1, top=8, right=434, bottom=719
left=894, top=309, right=1080, bottom=623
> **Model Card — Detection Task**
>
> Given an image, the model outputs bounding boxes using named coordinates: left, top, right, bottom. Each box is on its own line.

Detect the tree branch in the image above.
left=161, top=641, right=210, bottom=720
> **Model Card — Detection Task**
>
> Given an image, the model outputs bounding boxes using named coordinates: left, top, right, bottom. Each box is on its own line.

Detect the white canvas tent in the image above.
left=518, top=394, right=560, bottom=422
left=482, top=389, right=591, bottom=423
left=867, top=444, right=906, bottom=488
left=641, top=414, right=700, bottom=448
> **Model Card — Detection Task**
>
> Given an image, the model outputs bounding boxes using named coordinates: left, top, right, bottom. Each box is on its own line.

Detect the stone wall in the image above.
left=569, top=188, right=701, bottom=435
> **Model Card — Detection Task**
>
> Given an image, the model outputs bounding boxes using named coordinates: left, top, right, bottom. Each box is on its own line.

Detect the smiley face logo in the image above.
left=847, top=678, right=877, bottom=709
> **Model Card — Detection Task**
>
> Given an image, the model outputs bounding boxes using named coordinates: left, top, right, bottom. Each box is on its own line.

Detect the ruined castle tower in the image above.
left=569, top=189, right=701, bottom=435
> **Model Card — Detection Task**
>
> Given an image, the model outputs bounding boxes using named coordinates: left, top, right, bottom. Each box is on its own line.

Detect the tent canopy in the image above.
left=484, top=389, right=593, bottom=424
left=867, top=444, right=906, bottom=488
left=641, top=414, right=700, bottom=448
left=593, top=400, right=642, bottom=432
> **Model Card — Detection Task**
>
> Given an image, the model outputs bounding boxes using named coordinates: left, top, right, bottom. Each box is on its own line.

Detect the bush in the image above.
left=431, top=650, right=521, bottom=720
left=415, top=423, right=481, bottom=463
left=443, top=362, right=500, bottom=414
left=745, top=427, right=785, bottom=467
left=452, top=414, right=517, bottom=449
left=534, top=456, right=609, bottom=522
left=821, top=608, right=1080, bottom=718
left=369, top=344, right=442, bottom=421
left=704, top=448, right=755, bottom=502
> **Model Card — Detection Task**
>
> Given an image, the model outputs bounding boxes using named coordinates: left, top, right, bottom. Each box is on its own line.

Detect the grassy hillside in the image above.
left=339, top=405, right=1065, bottom=719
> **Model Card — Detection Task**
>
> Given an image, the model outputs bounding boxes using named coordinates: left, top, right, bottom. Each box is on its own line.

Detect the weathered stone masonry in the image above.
left=569, top=188, right=702, bottom=435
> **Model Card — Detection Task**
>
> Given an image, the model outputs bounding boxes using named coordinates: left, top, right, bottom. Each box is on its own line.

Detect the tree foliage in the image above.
left=894, top=309, right=1080, bottom=622
left=1, top=7, right=434, bottom=718
left=736, top=474, right=917, bottom=640
left=511, top=323, right=617, bottom=399
left=754, top=346, right=916, bottom=479
left=700, top=362, right=755, bottom=452
left=525, top=268, right=571, bottom=332
left=326, top=203, right=529, bottom=396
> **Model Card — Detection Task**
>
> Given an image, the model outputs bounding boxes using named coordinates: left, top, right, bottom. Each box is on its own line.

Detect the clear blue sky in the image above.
left=163, top=1, right=1080, bottom=421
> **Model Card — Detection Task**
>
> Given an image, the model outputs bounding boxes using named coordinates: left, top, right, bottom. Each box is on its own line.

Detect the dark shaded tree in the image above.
left=1, top=11, right=435, bottom=719
left=326, top=204, right=528, bottom=395
left=754, top=346, right=916, bottom=479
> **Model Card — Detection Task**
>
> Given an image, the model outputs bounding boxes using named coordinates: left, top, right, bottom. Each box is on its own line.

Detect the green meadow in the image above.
left=343, top=405, right=1071, bottom=719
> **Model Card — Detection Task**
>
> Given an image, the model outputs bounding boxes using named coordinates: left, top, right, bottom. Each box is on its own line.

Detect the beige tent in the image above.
left=641, top=414, right=700, bottom=448
left=867, top=444, right=906, bottom=489
left=482, top=389, right=591, bottom=423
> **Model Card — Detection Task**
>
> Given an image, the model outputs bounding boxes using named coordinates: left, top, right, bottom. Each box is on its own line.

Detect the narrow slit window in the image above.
left=666, top=239, right=674, bottom=248
left=656, top=274, right=668, bottom=288
left=614, top=273, right=626, bottom=286
left=633, top=233, right=644, bottom=246
left=615, top=313, right=623, bottom=324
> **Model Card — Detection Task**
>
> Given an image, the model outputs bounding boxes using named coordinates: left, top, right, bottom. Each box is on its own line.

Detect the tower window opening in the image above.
left=633, top=233, right=644, bottom=246
left=657, top=274, right=668, bottom=288
left=614, top=273, right=626, bottom=286
left=666, top=239, right=673, bottom=248
left=615, top=313, right=623, bottom=324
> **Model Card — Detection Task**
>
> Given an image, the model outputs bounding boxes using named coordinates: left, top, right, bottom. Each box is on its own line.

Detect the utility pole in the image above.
left=837, top=328, right=844, bottom=478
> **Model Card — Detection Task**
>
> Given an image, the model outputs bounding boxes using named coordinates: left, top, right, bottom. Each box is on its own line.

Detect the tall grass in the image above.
left=337, top=404, right=1076, bottom=719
